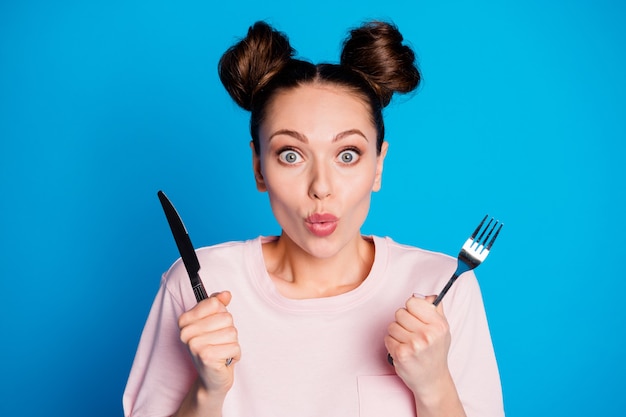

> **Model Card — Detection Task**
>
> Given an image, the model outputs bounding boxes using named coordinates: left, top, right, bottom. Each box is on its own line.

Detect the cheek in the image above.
left=351, top=176, right=376, bottom=196
left=339, top=170, right=377, bottom=208
left=351, top=160, right=380, bottom=193
left=263, top=173, right=300, bottom=212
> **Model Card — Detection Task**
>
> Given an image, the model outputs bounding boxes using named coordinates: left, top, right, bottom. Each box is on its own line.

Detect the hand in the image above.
left=178, top=291, right=241, bottom=395
left=385, top=295, right=452, bottom=397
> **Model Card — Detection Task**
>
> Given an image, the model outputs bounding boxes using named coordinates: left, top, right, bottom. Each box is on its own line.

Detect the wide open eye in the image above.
left=337, top=149, right=360, bottom=165
left=278, top=149, right=303, bottom=164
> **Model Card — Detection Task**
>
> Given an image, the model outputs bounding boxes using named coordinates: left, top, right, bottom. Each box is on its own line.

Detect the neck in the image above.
left=262, top=233, right=375, bottom=299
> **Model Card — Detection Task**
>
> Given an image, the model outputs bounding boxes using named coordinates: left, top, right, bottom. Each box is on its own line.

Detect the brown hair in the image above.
left=218, top=20, right=421, bottom=154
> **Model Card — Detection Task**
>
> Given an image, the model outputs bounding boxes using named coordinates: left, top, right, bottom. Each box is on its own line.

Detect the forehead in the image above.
left=261, top=83, right=376, bottom=136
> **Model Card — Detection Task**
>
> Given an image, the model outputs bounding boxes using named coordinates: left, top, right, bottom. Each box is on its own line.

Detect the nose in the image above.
left=308, top=160, right=332, bottom=200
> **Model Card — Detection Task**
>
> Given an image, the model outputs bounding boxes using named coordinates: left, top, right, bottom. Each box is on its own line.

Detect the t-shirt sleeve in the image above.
left=123, top=272, right=197, bottom=417
left=445, top=271, right=505, bottom=417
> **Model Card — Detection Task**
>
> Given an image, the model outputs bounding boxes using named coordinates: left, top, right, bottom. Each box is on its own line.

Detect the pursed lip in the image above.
left=304, top=213, right=339, bottom=237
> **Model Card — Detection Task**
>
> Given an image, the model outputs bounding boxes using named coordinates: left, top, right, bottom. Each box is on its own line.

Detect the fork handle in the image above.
left=432, top=273, right=460, bottom=306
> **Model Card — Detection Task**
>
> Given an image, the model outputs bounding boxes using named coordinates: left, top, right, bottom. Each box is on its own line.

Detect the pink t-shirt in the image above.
left=123, top=236, right=504, bottom=417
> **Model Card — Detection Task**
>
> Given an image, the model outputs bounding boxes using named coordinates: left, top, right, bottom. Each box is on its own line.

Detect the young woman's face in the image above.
left=253, top=83, right=387, bottom=259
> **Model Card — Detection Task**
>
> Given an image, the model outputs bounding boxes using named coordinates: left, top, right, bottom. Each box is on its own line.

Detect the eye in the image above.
left=278, top=149, right=303, bottom=164
left=337, top=149, right=360, bottom=164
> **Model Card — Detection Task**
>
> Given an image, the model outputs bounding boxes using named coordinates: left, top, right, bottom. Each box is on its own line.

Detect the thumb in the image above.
left=425, top=294, right=445, bottom=314
left=424, top=294, right=437, bottom=304
left=211, top=290, right=232, bottom=307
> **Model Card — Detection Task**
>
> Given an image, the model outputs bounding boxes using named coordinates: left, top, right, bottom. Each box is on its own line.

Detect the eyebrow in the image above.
left=268, top=129, right=369, bottom=143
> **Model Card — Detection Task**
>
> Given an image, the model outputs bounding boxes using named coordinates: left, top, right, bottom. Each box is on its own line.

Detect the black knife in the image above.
left=157, top=190, right=209, bottom=302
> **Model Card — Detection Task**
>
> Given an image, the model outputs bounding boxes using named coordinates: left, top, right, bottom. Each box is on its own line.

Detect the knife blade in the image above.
left=157, top=190, right=209, bottom=302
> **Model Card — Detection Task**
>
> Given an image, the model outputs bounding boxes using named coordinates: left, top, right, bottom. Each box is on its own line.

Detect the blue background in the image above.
left=1, top=0, right=624, bottom=415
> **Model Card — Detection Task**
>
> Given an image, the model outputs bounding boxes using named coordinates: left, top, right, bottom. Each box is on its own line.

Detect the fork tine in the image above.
left=481, top=218, right=496, bottom=246
left=476, top=217, right=494, bottom=244
left=471, top=215, right=489, bottom=239
left=485, top=222, right=503, bottom=250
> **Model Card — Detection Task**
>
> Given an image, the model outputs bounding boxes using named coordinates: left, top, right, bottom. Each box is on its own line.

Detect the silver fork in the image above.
left=432, top=214, right=503, bottom=306
left=387, top=215, right=502, bottom=366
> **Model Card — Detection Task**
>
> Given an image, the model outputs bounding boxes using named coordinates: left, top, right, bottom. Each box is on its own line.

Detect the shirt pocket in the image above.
left=357, top=375, right=416, bottom=417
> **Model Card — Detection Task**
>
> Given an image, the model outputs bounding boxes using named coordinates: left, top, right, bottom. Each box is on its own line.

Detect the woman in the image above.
left=123, top=20, right=504, bottom=417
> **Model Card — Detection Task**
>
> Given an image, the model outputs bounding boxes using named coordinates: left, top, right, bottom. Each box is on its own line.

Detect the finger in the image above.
left=212, top=342, right=242, bottom=365
left=179, top=312, right=235, bottom=344
left=179, top=297, right=228, bottom=328
left=394, top=307, right=427, bottom=333
left=384, top=334, right=417, bottom=365
left=405, top=296, right=440, bottom=324
left=194, top=341, right=241, bottom=367
left=387, top=320, right=413, bottom=344
left=384, top=334, right=399, bottom=356
left=186, top=326, right=239, bottom=352
left=388, top=317, right=433, bottom=350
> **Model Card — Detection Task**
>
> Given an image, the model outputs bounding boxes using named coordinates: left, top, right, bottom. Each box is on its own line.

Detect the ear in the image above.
left=251, top=141, right=267, bottom=192
left=372, top=141, right=388, bottom=192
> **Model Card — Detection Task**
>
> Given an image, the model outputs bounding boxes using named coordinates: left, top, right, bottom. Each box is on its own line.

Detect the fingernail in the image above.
left=412, top=292, right=426, bottom=299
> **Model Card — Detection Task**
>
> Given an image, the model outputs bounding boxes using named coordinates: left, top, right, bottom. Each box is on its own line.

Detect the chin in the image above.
left=302, top=234, right=355, bottom=260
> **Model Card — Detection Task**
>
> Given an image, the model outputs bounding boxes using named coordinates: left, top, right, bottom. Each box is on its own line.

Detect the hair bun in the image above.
left=218, top=21, right=295, bottom=111
left=340, top=21, right=421, bottom=106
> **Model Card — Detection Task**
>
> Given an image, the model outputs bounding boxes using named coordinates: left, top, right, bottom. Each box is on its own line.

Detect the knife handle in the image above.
left=193, top=281, right=209, bottom=303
